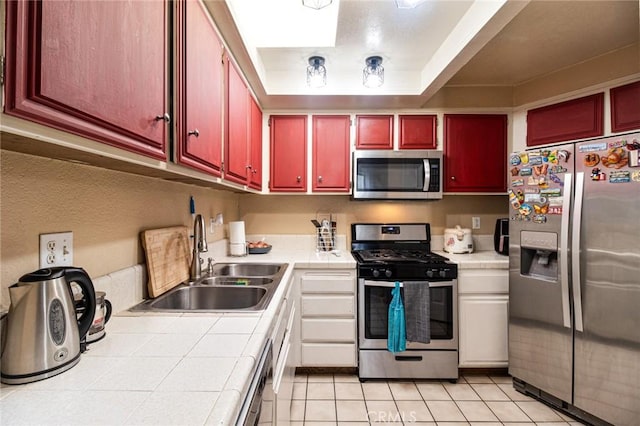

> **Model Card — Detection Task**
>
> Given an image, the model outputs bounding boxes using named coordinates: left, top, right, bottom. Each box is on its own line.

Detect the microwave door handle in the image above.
left=423, top=159, right=431, bottom=191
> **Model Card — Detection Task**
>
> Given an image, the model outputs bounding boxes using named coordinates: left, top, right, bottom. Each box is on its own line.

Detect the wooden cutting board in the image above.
left=141, top=226, right=191, bottom=298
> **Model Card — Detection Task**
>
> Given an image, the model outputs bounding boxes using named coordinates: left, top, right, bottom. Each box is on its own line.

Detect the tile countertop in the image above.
left=0, top=238, right=355, bottom=426
left=437, top=250, right=509, bottom=270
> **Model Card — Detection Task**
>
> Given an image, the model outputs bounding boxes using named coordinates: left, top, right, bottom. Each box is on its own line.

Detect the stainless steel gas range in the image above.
left=351, top=223, right=459, bottom=380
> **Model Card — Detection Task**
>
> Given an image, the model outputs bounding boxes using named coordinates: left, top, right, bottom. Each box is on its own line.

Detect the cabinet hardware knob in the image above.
left=451, top=176, right=456, bottom=180
left=252, top=169, right=258, bottom=174
left=155, top=113, right=170, bottom=123
left=318, top=175, right=323, bottom=182
left=188, top=129, right=200, bottom=138
left=296, top=176, right=301, bottom=183
left=246, top=165, right=252, bottom=170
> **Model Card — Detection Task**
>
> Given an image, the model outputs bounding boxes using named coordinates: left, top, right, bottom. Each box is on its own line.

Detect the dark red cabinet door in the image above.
left=270, top=116, right=307, bottom=192
left=312, top=115, right=351, bottom=192
left=526, top=93, right=604, bottom=147
left=224, top=57, right=249, bottom=185
left=5, top=0, right=168, bottom=159
left=444, top=114, right=507, bottom=193
left=175, top=0, right=223, bottom=176
left=355, top=115, right=393, bottom=149
left=399, top=115, right=437, bottom=149
left=610, top=81, right=640, bottom=133
left=248, top=96, right=263, bottom=190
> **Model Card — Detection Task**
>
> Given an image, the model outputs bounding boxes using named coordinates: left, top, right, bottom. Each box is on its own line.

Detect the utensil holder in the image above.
left=315, top=213, right=336, bottom=252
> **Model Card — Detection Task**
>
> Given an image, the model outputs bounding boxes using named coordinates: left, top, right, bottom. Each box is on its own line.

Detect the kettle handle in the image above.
left=64, top=267, right=96, bottom=340
left=104, top=299, right=112, bottom=324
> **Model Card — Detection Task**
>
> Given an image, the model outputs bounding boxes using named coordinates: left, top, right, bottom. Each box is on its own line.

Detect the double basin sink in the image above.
left=131, top=263, right=287, bottom=313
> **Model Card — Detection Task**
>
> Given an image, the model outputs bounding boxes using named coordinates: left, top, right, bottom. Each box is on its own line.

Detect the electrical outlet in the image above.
left=39, top=232, right=73, bottom=268
left=472, top=217, right=481, bottom=230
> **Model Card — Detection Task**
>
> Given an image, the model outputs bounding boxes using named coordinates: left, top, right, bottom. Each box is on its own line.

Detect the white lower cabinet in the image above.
left=458, top=269, right=509, bottom=368
left=295, top=269, right=357, bottom=367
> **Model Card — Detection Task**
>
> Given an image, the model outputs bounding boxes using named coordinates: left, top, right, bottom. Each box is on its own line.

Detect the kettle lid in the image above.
left=19, top=267, right=68, bottom=282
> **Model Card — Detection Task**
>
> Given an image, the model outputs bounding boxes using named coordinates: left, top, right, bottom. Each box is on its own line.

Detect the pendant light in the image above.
left=307, top=56, right=327, bottom=88
left=363, top=56, right=384, bottom=88
left=302, top=0, right=332, bottom=10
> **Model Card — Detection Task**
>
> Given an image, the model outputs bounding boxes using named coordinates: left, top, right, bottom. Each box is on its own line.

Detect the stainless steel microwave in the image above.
left=352, top=150, right=443, bottom=200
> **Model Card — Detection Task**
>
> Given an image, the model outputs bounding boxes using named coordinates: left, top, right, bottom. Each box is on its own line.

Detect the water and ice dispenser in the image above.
left=520, top=231, right=558, bottom=281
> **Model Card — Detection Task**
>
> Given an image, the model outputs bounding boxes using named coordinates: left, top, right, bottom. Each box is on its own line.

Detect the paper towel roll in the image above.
left=229, top=221, right=246, bottom=244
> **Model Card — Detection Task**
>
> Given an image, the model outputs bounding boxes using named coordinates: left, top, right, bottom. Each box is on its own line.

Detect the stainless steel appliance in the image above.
left=351, top=223, right=458, bottom=380
left=352, top=150, right=443, bottom=200
left=508, top=132, right=640, bottom=426
left=237, top=341, right=272, bottom=426
left=1, top=267, right=96, bottom=384
left=494, top=218, right=509, bottom=256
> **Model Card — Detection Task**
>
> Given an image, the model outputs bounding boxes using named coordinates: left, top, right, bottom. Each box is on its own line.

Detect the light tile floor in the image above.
left=291, top=373, right=587, bottom=426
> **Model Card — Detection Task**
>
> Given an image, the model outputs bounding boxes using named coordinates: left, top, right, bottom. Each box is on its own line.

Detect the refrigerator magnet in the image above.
left=510, top=155, right=522, bottom=166
left=533, top=214, right=547, bottom=224
left=631, top=171, right=640, bottom=182
left=609, top=171, right=631, bottom=183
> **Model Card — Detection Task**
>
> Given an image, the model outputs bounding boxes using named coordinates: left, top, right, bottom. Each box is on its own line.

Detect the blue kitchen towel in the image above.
left=387, top=281, right=406, bottom=353
left=404, top=281, right=431, bottom=343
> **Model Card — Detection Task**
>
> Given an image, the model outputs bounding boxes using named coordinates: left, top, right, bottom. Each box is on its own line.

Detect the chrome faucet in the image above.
left=190, top=214, right=208, bottom=282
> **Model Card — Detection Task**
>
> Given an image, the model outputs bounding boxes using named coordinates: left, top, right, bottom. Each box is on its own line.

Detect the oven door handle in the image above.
left=362, top=279, right=453, bottom=288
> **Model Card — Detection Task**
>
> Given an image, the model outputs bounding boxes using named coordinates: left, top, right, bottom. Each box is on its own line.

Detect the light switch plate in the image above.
left=472, top=217, right=481, bottom=229
left=39, top=232, right=73, bottom=268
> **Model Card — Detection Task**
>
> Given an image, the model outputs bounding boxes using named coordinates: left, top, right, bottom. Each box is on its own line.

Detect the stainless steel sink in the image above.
left=149, top=286, right=268, bottom=311
left=211, top=263, right=283, bottom=277
left=130, top=263, right=288, bottom=312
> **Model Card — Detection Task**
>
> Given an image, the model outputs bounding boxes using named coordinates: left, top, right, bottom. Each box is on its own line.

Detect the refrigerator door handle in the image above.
left=572, top=172, right=585, bottom=332
left=560, top=172, right=572, bottom=329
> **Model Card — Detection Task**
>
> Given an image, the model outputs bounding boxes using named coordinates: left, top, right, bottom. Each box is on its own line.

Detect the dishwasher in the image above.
left=235, top=341, right=272, bottom=426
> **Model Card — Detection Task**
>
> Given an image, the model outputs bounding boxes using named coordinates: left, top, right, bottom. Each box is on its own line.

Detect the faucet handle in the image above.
left=207, top=257, right=214, bottom=275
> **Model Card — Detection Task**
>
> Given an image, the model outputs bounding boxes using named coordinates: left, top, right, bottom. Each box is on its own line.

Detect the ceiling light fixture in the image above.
left=307, top=56, right=327, bottom=88
left=302, top=0, right=332, bottom=10
left=363, top=56, right=384, bottom=88
left=395, top=0, right=428, bottom=8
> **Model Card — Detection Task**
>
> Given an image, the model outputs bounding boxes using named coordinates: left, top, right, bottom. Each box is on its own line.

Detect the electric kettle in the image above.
left=1, top=267, right=96, bottom=384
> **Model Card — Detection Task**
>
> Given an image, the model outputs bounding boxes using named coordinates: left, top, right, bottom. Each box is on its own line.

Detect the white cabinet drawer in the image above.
left=301, top=295, right=354, bottom=317
left=458, top=269, right=508, bottom=294
left=300, top=274, right=355, bottom=293
left=301, top=319, right=355, bottom=342
left=301, top=343, right=356, bottom=367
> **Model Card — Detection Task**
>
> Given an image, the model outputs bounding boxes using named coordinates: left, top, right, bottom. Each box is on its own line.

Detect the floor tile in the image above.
left=335, top=423, right=369, bottom=426
left=366, top=400, right=400, bottom=423
left=307, top=382, right=335, bottom=400
left=468, top=423, right=502, bottom=426
left=308, top=374, right=334, bottom=383
left=462, top=375, right=493, bottom=384
left=305, top=422, right=337, bottom=426
left=443, top=383, right=480, bottom=401
left=456, top=401, right=499, bottom=422
left=416, top=383, right=452, bottom=400
left=291, top=400, right=305, bottom=421
left=306, top=400, right=337, bottom=421
left=435, top=423, right=470, bottom=426
left=489, top=375, right=513, bottom=384
left=396, top=400, right=434, bottom=422
left=334, top=373, right=360, bottom=383
left=293, top=381, right=307, bottom=400
left=336, top=400, right=369, bottom=422
left=362, top=382, right=393, bottom=400
left=516, top=400, right=564, bottom=422
left=485, top=400, right=531, bottom=422
left=388, top=381, right=423, bottom=400
left=294, top=373, right=308, bottom=383
left=426, top=400, right=467, bottom=422
left=497, top=383, right=534, bottom=401
left=335, top=382, right=364, bottom=400
left=469, top=383, right=510, bottom=401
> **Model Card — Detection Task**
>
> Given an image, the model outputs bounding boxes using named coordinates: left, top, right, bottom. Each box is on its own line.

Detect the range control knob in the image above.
left=372, top=269, right=380, bottom=278
left=439, top=269, right=447, bottom=278
left=384, top=269, right=392, bottom=278
left=426, top=270, right=434, bottom=278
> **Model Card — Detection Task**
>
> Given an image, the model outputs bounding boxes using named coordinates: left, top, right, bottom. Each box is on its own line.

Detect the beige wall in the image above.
left=0, top=151, right=240, bottom=308
left=239, top=194, right=508, bottom=239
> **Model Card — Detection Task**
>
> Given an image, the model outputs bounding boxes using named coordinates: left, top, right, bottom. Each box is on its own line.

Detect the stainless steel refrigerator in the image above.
left=507, top=132, right=640, bottom=426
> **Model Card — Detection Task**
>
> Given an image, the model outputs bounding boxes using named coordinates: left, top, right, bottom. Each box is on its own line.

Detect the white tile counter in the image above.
left=0, top=237, right=355, bottom=426
left=437, top=250, right=509, bottom=270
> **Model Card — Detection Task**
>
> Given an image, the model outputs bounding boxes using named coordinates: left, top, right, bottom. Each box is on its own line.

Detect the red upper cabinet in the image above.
left=526, top=93, right=604, bottom=147
left=248, top=97, right=263, bottom=190
left=4, top=0, right=168, bottom=160
left=175, top=0, right=223, bottom=176
left=312, top=115, right=351, bottom=192
left=444, top=114, right=508, bottom=193
left=610, top=81, right=640, bottom=133
left=224, top=56, right=250, bottom=185
left=270, top=115, right=307, bottom=192
left=399, top=115, right=437, bottom=149
left=355, top=115, right=393, bottom=149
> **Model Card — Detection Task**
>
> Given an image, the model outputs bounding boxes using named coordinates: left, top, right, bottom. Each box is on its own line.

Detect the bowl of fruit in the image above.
left=247, top=240, right=272, bottom=254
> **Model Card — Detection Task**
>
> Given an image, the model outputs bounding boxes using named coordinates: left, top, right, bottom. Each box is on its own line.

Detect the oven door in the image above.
left=358, top=279, right=457, bottom=350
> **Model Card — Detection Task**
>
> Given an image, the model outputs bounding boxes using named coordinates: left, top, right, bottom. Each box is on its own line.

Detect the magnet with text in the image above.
left=549, top=165, right=567, bottom=174
left=512, top=179, right=524, bottom=187
left=520, top=167, right=533, bottom=176
left=548, top=206, right=563, bottom=215
left=529, top=156, right=543, bottom=166
left=540, top=188, right=562, bottom=197
left=579, top=142, right=607, bottom=153
left=609, top=171, right=631, bottom=183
